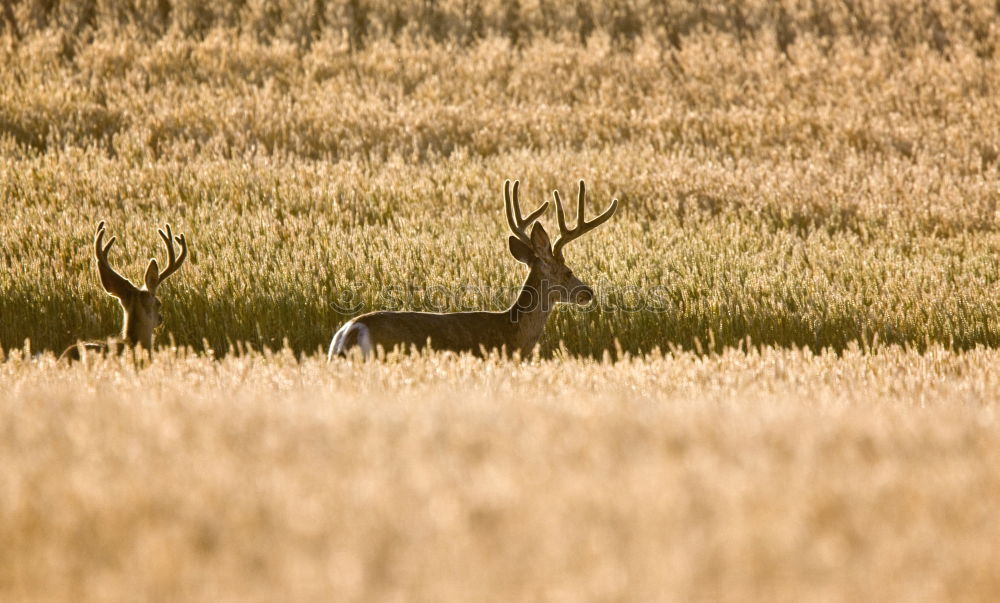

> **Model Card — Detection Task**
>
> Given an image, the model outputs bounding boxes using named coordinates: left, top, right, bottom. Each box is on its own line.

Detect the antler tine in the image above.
left=552, top=180, right=619, bottom=260
left=504, top=179, right=548, bottom=247
left=94, top=221, right=136, bottom=298
left=156, top=223, right=188, bottom=284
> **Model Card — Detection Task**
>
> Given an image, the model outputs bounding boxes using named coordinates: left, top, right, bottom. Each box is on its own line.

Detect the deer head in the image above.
left=93, top=221, right=188, bottom=350
left=505, top=180, right=618, bottom=309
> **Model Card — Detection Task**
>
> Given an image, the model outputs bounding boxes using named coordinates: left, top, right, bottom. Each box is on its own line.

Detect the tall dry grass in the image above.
left=3, top=4, right=1000, bottom=601
left=1, top=10, right=999, bottom=355
left=2, top=345, right=1000, bottom=601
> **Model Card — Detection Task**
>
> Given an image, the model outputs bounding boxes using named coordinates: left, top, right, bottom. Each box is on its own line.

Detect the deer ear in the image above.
left=508, top=236, right=536, bottom=265
left=529, top=223, right=552, bottom=254
left=144, top=258, right=159, bottom=292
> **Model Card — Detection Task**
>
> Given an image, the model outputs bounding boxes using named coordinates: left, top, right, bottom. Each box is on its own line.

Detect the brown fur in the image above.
left=61, top=222, right=188, bottom=361
left=331, top=180, right=616, bottom=359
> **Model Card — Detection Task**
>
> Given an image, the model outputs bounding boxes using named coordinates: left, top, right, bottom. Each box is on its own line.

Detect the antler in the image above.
left=94, top=221, right=136, bottom=299
left=504, top=179, right=549, bottom=247
left=552, top=180, right=618, bottom=261
left=156, top=223, right=188, bottom=284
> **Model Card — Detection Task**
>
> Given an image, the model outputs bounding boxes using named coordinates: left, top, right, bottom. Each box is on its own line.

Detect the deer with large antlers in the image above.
left=329, top=180, right=617, bottom=359
left=60, top=221, right=188, bottom=361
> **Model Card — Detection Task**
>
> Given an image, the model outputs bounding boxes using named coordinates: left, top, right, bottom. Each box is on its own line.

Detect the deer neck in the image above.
left=506, top=264, right=554, bottom=354
left=121, top=307, right=154, bottom=351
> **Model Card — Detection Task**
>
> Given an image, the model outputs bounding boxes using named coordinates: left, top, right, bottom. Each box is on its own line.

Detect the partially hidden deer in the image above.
left=60, top=221, right=188, bottom=361
left=329, top=179, right=617, bottom=359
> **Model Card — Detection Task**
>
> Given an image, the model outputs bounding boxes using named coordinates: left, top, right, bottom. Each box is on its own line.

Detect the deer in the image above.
left=60, top=221, right=188, bottom=361
left=329, top=179, right=617, bottom=359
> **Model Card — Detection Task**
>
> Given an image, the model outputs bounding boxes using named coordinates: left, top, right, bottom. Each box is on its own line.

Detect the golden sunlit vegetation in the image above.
left=2, top=0, right=999, bottom=355
left=2, top=1, right=1000, bottom=600
left=3, top=346, right=1000, bottom=602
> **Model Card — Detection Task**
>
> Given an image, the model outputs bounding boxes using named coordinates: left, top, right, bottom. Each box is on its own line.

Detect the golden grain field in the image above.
left=2, top=1, right=1000, bottom=601
left=4, top=346, right=1000, bottom=601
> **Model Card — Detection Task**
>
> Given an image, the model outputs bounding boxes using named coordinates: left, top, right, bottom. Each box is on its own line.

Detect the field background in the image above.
left=2, top=0, right=1000, bottom=356
left=2, top=1, right=1000, bottom=601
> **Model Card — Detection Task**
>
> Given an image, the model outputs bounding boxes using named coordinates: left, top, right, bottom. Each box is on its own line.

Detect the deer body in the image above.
left=60, top=221, right=188, bottom=361
left=330, top=180, right=616, bottom=359
left=332, top=265, right=558, bottom=357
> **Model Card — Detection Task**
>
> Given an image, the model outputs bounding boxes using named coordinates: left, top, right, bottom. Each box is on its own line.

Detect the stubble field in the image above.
left=2, top=1, right=1000, bottom=600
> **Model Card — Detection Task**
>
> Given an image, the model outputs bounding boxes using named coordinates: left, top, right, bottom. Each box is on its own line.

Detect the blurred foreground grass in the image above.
left=2, top=345, right=1000, bottom=601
